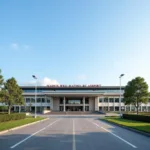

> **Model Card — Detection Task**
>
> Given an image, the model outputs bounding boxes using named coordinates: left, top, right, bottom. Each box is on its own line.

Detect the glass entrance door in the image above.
left=66, top=106, right=83, bottom=111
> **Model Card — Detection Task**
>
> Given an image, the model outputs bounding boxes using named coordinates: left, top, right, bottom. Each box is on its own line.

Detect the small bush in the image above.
left=123, top=114, right=150, bottom=123
left=0, top=113, right=26, bottom=122
left=0, top=106, right=8, bottom=112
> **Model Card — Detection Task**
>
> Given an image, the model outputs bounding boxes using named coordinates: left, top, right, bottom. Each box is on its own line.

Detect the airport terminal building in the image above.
left=13, top=85, right=150, bottom=113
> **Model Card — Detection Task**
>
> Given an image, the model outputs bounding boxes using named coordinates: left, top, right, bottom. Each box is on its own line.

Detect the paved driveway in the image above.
left=0, top=115, right=150, bottom=150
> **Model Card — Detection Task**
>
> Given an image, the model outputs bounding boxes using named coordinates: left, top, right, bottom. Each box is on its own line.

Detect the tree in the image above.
left=0, top=69, right=4, bottom=87
left=0, top=77, right=24, bottom=114
left=123, top=77, right=149, bottom=115
left=0, top=69, right=4, bottom=102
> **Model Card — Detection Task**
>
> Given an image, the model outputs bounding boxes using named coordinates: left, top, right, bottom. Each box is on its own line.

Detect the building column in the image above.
left=146, top=104, right=148, bottom=112
left=63, top=97, right=66, bottom=112
left=95, top=97, right=99, bottom=111
left=51, top=97, right=53, bottom=110
left=14, top=105, right=16, bottom=112
left=141, top=106, right=142, bottom=112
left=83, top=97, right=85, bottom=112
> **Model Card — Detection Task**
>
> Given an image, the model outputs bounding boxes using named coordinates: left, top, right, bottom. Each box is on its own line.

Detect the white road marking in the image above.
left=86, top=119, right=99, bottom=127
left=93, top=122, right=99, bottom=127
left=10, top=119, right=61, bottom=149
left=100, top=127, right=137, bottom=148
left=73, top=119, right=76, bottom=150
left=90, top=121, right=137, bottom=149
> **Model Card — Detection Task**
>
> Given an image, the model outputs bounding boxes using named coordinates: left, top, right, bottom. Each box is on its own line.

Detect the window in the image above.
left=85, top=98, right=89, bottom=104
left=85, top=106, right=89, bottom=111
left=26, top=98, right=30, bottom=103
left=115, top=107, right=119, bottom=111
left=31, top=98, right=35, bottom=103
left=115, top=98, right=119, bottom=103
left=42, top=98, right=45, bottom=103
left=23, top=90, right=43, bottom=93
left=142, top=106, right=147, bottom=111
left=60, top=98, right=63, bottom=104
left=59, top=106, right=63, bottom=111
left=99, top=107, right=102, bottom=111
left=37, top=98, right=41, bottom=103
left=126, top=106, right=130, bottom=111
left=47, top=98, right=50, bottom=103
left=68, top=100, right=81, bottom=104
left=121, top=106, right=125, bottom=111
left=148, top=106, right=150, bottom=112
left=104, top=98, right=108, bottom=102
left=131, top=106, right=135, bottom=111
left=99, top=98, right=103, bottom=103
left=109, top=98, right=114, bottom=103
left=47, top=106, right=50, bottom=110
left=103, top=106, right=108, bottom=111
left=110, top=107, right=114, bottom=111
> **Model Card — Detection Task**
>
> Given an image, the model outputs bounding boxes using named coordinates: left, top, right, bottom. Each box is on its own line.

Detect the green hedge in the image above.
left=0, top=106, right=8, bottom=112
left=0, top=113, right=26, bottom=122
left=123, top=114, right=150, bottom=123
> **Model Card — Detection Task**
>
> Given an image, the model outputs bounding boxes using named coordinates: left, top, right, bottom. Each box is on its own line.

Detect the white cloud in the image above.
left=39, top=77, right=59, bottom=86
left=21, top=77, right=59, bottom=86
left=77, top=74, right=87, bottom=80
left=10, top=43, right=19, bottom=50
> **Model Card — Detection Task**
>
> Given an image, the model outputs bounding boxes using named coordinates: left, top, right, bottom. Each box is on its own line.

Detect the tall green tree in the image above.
left=123, top=77, right=149, bottom=115
left=0, top=77, right=24, bottom=114
left=0, top=69, right=4, bottom=87
left=0, top=69, right=4, bottom=102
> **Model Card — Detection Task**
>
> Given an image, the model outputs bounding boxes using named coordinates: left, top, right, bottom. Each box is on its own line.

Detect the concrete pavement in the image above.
left=0, top=116, right=150, bottom=150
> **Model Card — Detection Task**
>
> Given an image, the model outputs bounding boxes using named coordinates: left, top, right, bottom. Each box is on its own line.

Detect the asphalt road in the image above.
left=0, top=116, right=150, bottom=150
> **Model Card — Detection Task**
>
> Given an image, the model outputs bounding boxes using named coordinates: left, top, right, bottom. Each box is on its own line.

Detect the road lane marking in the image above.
left=86, top=119, right=99, bottom=127
left=90, top=121, right=137, bottom=149
left=93, top=122, right=99, bottom=127
left=73, top=119, right=76, bottom=150
left=100, top=127, right=137, bottom=148
left=10, top=119, right=61, bottom=149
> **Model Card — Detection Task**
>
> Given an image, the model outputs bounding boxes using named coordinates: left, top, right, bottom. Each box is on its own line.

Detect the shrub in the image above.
left=0, top=106, right=8, bottom=112
left=0, top=113, right=26, bottom=122
left=123, top=114, right=150, bottom=123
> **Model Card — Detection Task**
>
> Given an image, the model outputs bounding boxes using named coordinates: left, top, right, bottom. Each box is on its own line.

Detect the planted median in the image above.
left=102, top=117, right=150, bottom=133
left=0, top=115, right=45, bottom=132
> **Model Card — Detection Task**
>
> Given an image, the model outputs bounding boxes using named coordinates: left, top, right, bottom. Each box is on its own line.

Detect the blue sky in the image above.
left=0, top=0, right=150, bottom=86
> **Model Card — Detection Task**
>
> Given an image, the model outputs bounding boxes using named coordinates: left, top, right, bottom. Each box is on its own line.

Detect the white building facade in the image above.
left=13, top=85, right=150, bottom=113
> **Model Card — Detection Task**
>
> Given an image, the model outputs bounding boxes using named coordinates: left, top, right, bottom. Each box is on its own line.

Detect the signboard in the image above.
left=47, top=84, right=101, bottom=88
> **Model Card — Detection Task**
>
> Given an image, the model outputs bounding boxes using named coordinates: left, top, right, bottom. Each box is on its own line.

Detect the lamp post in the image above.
left=119, top=74, right=124, bottom=117
left=32, top=75, right=37, bottom=118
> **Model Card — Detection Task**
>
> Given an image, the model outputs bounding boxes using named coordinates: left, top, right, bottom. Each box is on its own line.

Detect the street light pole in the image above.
left=32, top=75, right=37, bottom=118
left=119, top=74, right=124, bottom=117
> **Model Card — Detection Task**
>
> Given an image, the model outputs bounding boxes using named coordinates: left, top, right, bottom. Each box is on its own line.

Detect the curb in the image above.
left=0, top=118, right=49, bottom=135
left=100, top=119, right=150, bottom=137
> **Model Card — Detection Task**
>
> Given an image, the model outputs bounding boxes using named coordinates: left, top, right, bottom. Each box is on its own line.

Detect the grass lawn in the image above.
left=102, top=117, right=150, bottom=133
left=0, top=116, right=45, bottom=132
left=124, top=112, right=150, bottom=116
